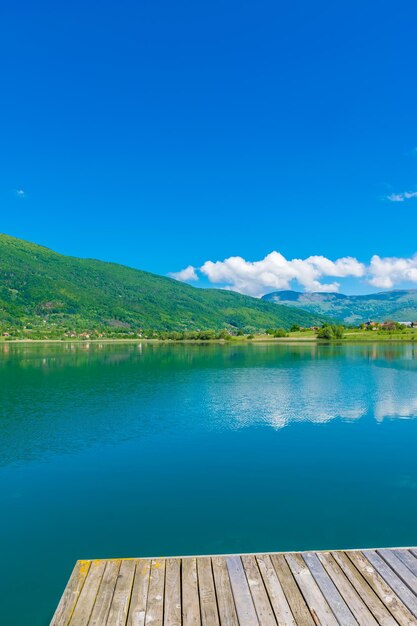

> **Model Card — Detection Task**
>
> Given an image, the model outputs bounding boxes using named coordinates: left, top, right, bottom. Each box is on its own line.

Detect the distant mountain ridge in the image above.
left=0, top=234, right=326, bottom=333
left=262, top=289, right=417, bottom=324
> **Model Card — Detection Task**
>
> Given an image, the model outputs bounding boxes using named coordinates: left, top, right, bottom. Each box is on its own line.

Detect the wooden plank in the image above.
left=331, top=552, right=397, bottom=626
left=317, top=552, right=378, bottom=626
left=52, top=548, right=417, bottom=626
left=378, top=549, right=417, bottom=594
left=270, top=554, right=315, bottom=626
left=240, top=555, right=276, bottom=625
left=145, top=559, right=166, bottom=626
left=226, top=556, right=259, bottom=626
left=50, top=560, right=91, bottom=626
left=285, top=553, right=338, bottom=626
left=164, top=558, right=181, bottom=626
left=393, top=550, right=417, bottom=578
left=363, top=550, right=417, bottom=618
left=211, top=557, right=239, bottom=626
left=197, top=557, right=220, bottom=626
left=69, top=560, right=106, bottom=626
left=256, top=555, right=296, bottom=626
left=347, top=551, right=416, bottom=626
left=127, top=559, right=151, bottom=626
left=302, top=552, right=357, bottom=625
left=106, top=559, right=136, bottom=626
left=182, top=558, right=201, bottom=626
left=88, top=559, right=121, bottom=626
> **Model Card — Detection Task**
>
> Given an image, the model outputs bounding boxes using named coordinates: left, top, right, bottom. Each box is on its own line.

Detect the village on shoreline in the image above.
left=2, top=319, right=417, bottom=344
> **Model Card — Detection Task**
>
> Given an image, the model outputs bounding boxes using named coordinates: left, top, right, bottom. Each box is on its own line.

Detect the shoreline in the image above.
left=1, top=335, right=416, bottom=345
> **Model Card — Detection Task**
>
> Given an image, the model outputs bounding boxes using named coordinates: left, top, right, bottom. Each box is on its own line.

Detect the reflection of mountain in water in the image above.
left=0, top=342, right=416, bottom=466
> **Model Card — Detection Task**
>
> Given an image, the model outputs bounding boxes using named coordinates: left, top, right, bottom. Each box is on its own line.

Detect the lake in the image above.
left=1, top=341, right=417, bottom=625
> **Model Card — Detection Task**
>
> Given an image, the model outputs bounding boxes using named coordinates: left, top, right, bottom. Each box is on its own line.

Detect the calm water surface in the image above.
left=1, top=342, right=417, bottom=625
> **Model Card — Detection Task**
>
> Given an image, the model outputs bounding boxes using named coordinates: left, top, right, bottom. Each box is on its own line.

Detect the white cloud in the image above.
left=16, top=189, right=26, bottom=198
left=368, top=254, right=417, bottom=288
left=169, top=265, right=198, bottom=282
left=200, top=252, right=365, bottom=296
left=173, top=252, right=365, bottom=296
left=387, top=191, right=417, bottom=202
left=170, top=250, right=417, bottom=295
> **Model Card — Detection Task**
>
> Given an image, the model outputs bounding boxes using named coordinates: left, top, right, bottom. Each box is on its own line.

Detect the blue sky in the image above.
left=1, top=1, right=417, bottom=295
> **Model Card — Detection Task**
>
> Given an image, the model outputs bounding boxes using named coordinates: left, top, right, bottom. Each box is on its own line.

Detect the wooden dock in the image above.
left=51, top=548, right=417, bottom=625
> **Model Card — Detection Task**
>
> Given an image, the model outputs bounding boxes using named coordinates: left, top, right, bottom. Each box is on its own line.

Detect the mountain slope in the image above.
left=262, top=289, right=417, bottom=324
left=0, top=234, right=325, bottom=333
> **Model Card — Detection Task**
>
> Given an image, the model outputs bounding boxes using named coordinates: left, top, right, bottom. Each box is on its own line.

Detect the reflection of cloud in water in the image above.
left=206, top=359, right=417, bottom=429
left=206, top=365, right=368, bottom=430
left=258, top=406, right=366, bottom=430
left=373, top=366, right=417, bottom=421
left=375, top=397, right=417, bottom=421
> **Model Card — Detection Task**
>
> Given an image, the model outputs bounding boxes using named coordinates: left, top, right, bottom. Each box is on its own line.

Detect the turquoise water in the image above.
left=1, top=342, right=417, bottom=625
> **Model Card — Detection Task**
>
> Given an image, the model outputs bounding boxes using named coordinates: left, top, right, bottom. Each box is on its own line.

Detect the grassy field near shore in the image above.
left=1, top=327, right=417, bottom=344
left=267, top=327, right=417, bottom=342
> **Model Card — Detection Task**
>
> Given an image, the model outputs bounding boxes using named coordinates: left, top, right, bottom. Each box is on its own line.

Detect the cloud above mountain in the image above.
left=170, top=252, right=417, bottom=296
left=369, top=254, right=417, bottom=288
left=200, top=253, right=365, bottom=296
left=169, top=265, right=198, bottom=282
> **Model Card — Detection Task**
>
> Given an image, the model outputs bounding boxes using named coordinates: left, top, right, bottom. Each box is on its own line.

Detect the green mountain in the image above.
left=0, top=234, right=325, bottom=336
left=262, top=289, right=417, bottom=324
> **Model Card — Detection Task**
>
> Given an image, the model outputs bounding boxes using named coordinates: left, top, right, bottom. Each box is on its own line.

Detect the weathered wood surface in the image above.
left=51, top=548, right=417, bottom=625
